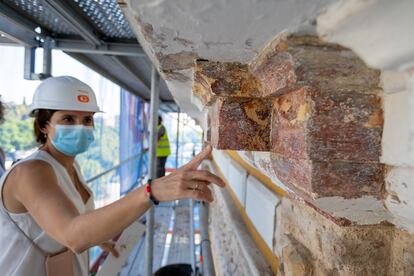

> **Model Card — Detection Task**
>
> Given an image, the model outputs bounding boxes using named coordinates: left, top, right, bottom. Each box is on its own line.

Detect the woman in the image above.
left=0, top=76, right=224, bottom=276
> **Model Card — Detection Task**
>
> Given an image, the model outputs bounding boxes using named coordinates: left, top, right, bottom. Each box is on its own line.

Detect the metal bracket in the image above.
left=24, top=40, right=52, bottom=80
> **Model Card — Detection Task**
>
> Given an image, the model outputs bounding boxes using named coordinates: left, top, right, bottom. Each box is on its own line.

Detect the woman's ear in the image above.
left=41, top=130, right=47, bottom=140
left=41, top=123, right=51, bottom=138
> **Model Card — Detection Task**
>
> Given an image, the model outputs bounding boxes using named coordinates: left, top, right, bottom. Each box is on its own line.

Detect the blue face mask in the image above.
left=51, top=125, right=95, bottom=157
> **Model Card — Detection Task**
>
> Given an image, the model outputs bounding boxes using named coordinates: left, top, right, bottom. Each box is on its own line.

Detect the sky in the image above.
left=0, top=45, right=120, bottom=116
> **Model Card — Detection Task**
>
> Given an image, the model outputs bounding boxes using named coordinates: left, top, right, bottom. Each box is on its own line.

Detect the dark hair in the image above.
left=158, top=115, right=162, bottom=123
left=0, top=99, right=5, bottom=124
left=33, top=109, right=56, bottom=144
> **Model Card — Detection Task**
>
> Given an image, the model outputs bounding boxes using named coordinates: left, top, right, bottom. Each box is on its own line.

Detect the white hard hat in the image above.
left=28, top=76, right=102, bottom=117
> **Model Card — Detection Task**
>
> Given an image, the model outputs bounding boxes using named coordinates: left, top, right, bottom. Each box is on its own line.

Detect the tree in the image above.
left=0, top=103, right=35, bottom=155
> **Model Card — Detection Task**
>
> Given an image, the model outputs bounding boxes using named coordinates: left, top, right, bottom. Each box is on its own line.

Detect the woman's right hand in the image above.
left=151, top=145, right=225, bottom=203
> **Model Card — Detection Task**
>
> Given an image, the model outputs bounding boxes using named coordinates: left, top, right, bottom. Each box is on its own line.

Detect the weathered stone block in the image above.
left=250, top=34, right=380, bottom=97
left=211, top=97, right=271, bottom=151
left=282, top=242, right=314, bottom=276
left=275, top=197, right=414, bottom=276
left=193, top=60, right=262, bottom=106
left=272, top=87, right=383, bottom=162
left=271, top=154, right=384, bottom=199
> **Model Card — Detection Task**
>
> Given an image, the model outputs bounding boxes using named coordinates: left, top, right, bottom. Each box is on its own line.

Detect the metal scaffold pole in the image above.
left=175, top=107, right=180, bottom=169
left=190, top=199, right=196, bottom=275
left=145, top=66, right=160, bottom=276
left=200, top=202, right=215, bottom=276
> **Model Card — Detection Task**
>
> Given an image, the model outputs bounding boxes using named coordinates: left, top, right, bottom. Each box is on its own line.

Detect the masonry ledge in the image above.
left=232, top=150, right=414, bottom=233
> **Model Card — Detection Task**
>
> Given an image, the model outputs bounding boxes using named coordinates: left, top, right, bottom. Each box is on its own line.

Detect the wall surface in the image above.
left=122, top=0, right=414, bottom=275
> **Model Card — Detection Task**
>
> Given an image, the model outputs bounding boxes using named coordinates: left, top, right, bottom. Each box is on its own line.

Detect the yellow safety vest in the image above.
left=157, top=124, right=171, bottom=157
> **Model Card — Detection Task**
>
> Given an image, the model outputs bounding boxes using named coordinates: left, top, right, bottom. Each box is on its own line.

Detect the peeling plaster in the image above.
left=385, top=167, right=414, bottom=231
left=313, top=196, right=393, bottom=225
left=125, top=0, right=336, bottom=116
left=156, top=51, right=199, bottom=71
left=237, top=150, right=291, bottom=193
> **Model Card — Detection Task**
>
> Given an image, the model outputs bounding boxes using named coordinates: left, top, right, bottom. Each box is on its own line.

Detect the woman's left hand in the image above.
left=99, top=241, right=119, bottom=258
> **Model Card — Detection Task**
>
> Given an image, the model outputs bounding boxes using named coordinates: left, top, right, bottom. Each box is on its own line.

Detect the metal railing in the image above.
left=85, top=153, right=141, bottom=184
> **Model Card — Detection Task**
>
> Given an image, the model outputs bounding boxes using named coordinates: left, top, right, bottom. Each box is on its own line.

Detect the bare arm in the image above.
left=8, top=146, right=224, bottom=253
left=12, top=160, right=150, bottom=253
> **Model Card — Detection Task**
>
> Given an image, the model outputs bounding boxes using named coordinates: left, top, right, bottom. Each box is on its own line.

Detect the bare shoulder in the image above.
left=13, top=159, right=54, bottom=176
left=3, top=159, right=58, bottom=213
left=7, top=159, right=57, bottom=192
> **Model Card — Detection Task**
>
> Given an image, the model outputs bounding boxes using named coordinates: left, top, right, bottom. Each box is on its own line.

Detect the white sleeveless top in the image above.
left=0, top=150, right=95, bottom=276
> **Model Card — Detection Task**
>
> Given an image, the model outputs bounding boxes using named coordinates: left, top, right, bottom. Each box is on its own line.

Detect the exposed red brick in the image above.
left=271, top=154, right=312, bottom=193
left=271, top=86, right=310, bottom=160
left=272, top=87, right=383, bottom=162
left=193, top=60, right=262, bottom=106
left=250, top=35, right=380, bottom=97
left=272, top=154, right=384, bottom=199
left=193, top=34, right=385, bottom=201
left=210, top=97, right=271, bottom=151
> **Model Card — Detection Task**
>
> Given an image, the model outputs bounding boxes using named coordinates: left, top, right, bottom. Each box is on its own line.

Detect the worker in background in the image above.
left=156, top=115, right=171, bottom=178
left=0, top=97, right=5, bottom=177
left=0, top=76, right=225, bottom=276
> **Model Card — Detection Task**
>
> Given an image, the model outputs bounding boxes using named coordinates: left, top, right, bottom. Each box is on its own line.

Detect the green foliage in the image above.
left=0, top=104, right=36, bottom=153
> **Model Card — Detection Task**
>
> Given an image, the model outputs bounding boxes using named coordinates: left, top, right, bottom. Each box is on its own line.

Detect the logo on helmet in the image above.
left=77, top=95, right=90, bottom=103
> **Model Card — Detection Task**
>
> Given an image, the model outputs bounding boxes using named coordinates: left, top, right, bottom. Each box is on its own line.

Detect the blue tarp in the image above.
left=119, top=88, right=147, bottom=195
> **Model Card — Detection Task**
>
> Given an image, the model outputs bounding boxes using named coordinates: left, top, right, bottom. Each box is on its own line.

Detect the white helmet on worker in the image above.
left=28, top=76, right=102, bottom=116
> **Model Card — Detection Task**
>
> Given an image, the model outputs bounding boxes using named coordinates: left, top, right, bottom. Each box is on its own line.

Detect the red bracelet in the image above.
left=146, top=179, right=159, bottom=205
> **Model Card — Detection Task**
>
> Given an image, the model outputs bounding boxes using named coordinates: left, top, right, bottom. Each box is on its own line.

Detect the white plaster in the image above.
left=227, top=159, right=248, bottom=207
left=190, top=91, right=204, bottom=112
left=314, top=196, right=393, bottom=225
left=130, top=0, right=334, bottom=62
left=385, top=166, right=414, bottom=231
left=381, top=83, right=414, bottom=167
left=246, top=175, right=280, bottom=250
left=158, top=68, right=205, bottom=123
left=380, top=71, right=410, bottom=94
left=317, top=0, right=414, bottom=70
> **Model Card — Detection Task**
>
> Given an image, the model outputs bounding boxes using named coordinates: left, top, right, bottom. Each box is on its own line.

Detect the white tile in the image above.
left=227, top=159, right=248, bottom=207
left=212, top=149, right=230, bottom=179
left=246, top=175, right=280, bottom=249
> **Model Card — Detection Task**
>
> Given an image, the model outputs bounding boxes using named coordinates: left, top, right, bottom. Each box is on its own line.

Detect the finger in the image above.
left=183, top=145, right=212, bottom=170
left=185, top=180, right=210, bottom=191
left=186, top=186, right=213, bottom=202
left=186, top=170, right=225, bottom=187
